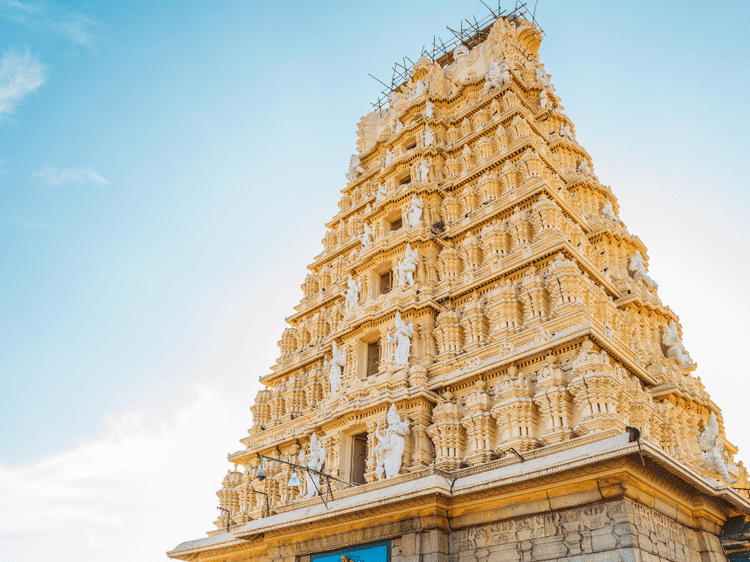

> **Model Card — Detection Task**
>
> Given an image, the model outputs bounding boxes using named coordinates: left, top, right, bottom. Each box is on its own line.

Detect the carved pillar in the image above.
left=408, top=406, right=433, bottom=470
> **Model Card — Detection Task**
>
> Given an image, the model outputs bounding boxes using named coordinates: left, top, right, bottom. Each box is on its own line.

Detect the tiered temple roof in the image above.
left=172, top=14, right=748, bottom=544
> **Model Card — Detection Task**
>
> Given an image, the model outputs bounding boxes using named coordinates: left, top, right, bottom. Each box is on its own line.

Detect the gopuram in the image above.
left=168, top=11, right=750, bottom=562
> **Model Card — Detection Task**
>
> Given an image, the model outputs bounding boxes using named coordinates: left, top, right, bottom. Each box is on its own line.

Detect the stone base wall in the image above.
left=387, top=500, right=727, bottom=562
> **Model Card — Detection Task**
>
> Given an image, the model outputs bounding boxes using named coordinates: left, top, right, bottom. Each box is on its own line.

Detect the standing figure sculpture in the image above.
left=303, top=432, right=327, bottom=498
left=395, top=244, right=419, bottom=289
left=560, top=122, right=575, bottom=141
left=325, top=341, right=346, bottom=393
left=628, top=250, right=658, bottom=288
left=344, top=274, right=360, bottom=313
left=417, top=157, right=431, bottom=183
left=662, top=320, right=695, bottom=370
left=360, top=223, right=374, bottom=247
left=407, top=195, right=424, bottom=228
left=384, top=149, right=394, bottom=167
left=375, top=182, right=388, bottom=203
left=601, top=199, right=621, bottom=224
left=424, top=100, right=434, bottom=119
left=345, top=155, right=364, bottom=182
left=422, top=125, right=434, bottom=147
left=699, top=412, right=738, bottom=484
left=374, top=404, right=410, bottom=479
left=387, top=311, right=414, bottom=368
left=483, top=59, right=510, bottom=95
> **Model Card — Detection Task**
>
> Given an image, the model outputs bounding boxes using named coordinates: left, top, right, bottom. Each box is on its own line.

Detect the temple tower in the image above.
left=169, top=11, right=749, bottom=562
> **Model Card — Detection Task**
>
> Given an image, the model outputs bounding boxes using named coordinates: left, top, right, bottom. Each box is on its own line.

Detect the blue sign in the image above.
left=310, top=540, right=390, bottom=562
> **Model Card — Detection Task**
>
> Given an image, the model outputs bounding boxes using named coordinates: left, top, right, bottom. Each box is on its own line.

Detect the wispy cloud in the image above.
left=0, top=216, right=52, bottom=233
left=0, top=384, right=250, bottom=562
left=16, top=218, right=52, bottom=232
left=0, top=49, right=46, bottom=114
left=0, top=1, right=96, bottom=46
left=33, top=165, right=109, bottom=187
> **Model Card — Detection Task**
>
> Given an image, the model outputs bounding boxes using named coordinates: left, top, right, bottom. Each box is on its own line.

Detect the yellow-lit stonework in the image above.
left=168, top=13, right=750, bottom=562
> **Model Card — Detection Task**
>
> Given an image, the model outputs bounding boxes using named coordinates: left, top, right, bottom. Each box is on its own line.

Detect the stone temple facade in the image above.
left=168, top=13, right=750, bottom=562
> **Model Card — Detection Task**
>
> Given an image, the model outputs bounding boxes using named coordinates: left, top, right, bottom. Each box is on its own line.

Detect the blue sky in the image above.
left=1, top=1, right=749, bottom=560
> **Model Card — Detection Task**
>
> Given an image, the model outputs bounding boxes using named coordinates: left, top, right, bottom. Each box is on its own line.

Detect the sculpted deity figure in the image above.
left=422, top=124, right=435, bottom=147
left=453, top=45, right=469, bottom=66
left=408, top=78, right=428, bottom=101
left=601, top=199, right=622, bottom=224
left=424, top=99, right=434, bottom=119
left=560, top=122, right=575, bottom=141
left=388, top=90, right=406, bottom=114
left=344, top=274, right=360, bottom=313
left=303, top=432, right=327, bottom=498
left=417, top=157, right=431, bottom=183
left=374, top=404, right=410, bottom=479
left=535, top=67, right=551, bottom=87
left=395, top=119, right=404, bottom=134
left=375, top=182, right=387, bottom=203
left=539, top=88, right=548, bottom=109
left=387, top=311, right=414, bottom=367
left=628, top=250, right=658, bottom=288
left=577, top=158, right=598, bottom=180
left=345, top=155, right=364, bottom=182
left=395, top=244, right=419, bottom=289
left=662, top=320, right=695, bottom=370
left=483, top=59, right=510, bottom=95
left=325, top=341, right=346, bottom=393
left=360, top=223, right=375, bottom=247
left=699, top=412, right=738, bottom=484
left=385, top=149, right=394, bottom=167
left=407, top=195, right=424, bottom=228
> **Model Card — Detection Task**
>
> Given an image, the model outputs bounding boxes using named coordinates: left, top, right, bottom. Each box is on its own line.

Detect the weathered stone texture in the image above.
left=443, top=500, right=716, bottom=562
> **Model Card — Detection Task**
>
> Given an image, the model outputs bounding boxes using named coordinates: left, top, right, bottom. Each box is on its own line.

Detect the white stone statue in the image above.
left=408, top=78, right=427, bottom=101
left=417, top=157, right=431, bottom=183
left=601, top=199, right=619, bottom=222
left=385, top=149, right=394, bottom=167
left=395, top=119, right=404, bottom=134
left=360, top=223, right=374, bottom=247
left=424, top=100, right=434, bottom=119
left=539, top=89, right=548, bottom=109
left=344, top=274, right=360, bottom=313
left=577, top=158, right=598, bottom=180
left=535, top=67, right=550, bottom=87
left=374, top=404, right=410, bottom=479
left=422, top=124, right=434, bottom=147
left=387, top=311, right=414, bottom=367
left=560, top=122, right=575, bottom=141
left=406, top=195, right=424, bottom=228
left=325, top=341, right=346, bottom=393
left=395, top=244, right=419, bottom=289
left=699, top=412, right=738, bottom=484
left=345, top=155, right=364, bottom=182
left=483, top=59, right=510, bottom=95
left=387, top=90, right=403, bottom=111
left=628, top=250, right=658, bottom=288
left=303, top=432, right=327, bottom=498
left=662, top=320, right=694, bottom=370
left=375, top=182, right=387, bottom=203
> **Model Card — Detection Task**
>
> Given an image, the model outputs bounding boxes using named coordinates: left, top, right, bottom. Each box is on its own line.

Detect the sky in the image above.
left=0, top=0, right=748, bottom=560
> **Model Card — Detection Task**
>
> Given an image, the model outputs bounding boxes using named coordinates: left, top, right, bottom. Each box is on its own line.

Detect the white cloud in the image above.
left=33, top=165, right=109, bottom=186
left=0, top=383, right=252, bottom=562
left=16, top=218, right=52, bottom=232
left=0, top=49, right=46, bottom=114
left=0, top=1, right=96, bottom=46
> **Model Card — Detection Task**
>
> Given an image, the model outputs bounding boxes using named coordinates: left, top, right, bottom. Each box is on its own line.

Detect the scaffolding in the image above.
left=369, top=1, right=542, bottom=111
